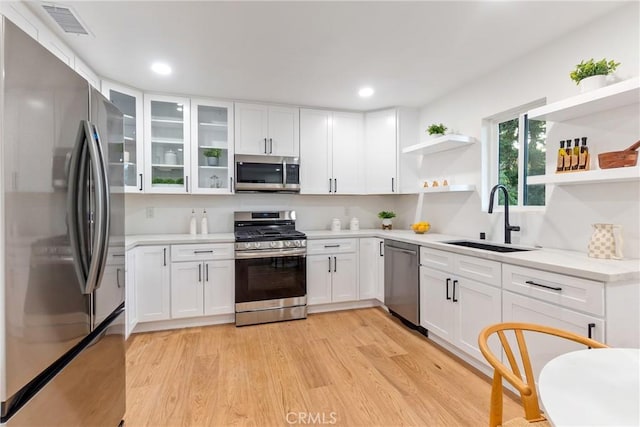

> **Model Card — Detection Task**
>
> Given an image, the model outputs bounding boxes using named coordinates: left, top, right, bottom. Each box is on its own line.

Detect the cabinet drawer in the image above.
left=454, top=254, right=501, bottom=287
left=502, top=264, right=604, bottom=316
left=170, top=243, right=234, bottom=262
left=307, top=239, right=357, bottom=255
left=420, top=247, right=454, bottom=272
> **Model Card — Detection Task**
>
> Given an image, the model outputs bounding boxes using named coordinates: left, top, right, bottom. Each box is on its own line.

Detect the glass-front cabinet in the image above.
left=144, top=94, right=191, bottom=193
left=102, top=81, right=144, bottom=192
left=190, top=99, right=234, bottom=194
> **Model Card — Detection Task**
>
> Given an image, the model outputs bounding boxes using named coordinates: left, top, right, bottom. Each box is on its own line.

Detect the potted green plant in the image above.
left=570, top=58, right=620, bottom=92
left=378, top=211, right=396, bottom=230
left=203, top=148, right=222, bottom=166
left=427, top=123, right=447, bottom=136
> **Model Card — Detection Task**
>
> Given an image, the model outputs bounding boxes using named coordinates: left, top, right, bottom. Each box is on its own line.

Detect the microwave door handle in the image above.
left=283, top=159, right=287, bottom=188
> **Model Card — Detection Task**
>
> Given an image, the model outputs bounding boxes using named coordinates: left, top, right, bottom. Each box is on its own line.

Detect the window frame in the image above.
left=482, top=98, right=546, bottom=212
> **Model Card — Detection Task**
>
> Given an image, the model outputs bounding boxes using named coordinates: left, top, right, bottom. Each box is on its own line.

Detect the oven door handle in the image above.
left=235, top=249, right=307, bottom=259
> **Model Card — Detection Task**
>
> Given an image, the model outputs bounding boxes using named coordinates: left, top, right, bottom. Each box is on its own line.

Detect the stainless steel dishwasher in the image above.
left=384, top=239, right=420, bottom=328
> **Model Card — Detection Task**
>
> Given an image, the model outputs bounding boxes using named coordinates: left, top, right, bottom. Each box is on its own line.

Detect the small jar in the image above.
left=349, top=217, right=360, bottom=231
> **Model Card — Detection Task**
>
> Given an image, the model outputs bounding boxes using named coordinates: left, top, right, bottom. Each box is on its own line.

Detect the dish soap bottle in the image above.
left=557, top=140, right=566, bottom=173
left=189, top=209, right=197, bottom=235
left=201, top=209, right=208, bottom=235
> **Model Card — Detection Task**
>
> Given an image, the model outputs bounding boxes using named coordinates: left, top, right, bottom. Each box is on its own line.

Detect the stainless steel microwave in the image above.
left=235, top=155, right=300, bottom=192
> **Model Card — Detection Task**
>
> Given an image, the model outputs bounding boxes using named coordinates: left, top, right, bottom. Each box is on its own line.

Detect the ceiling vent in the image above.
left=42, top=3, right=90, bottom=35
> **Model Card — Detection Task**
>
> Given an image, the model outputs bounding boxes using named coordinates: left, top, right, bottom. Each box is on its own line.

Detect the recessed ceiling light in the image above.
left=151, top=62, right=172, bottom=76
left=358, top=87, right=374, bottom=97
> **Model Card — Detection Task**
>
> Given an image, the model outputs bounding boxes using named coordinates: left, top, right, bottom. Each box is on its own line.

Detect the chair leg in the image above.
left=489, top=372, right=503, bottom=427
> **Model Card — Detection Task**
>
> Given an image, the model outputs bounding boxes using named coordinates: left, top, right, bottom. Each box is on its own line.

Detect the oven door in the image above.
left=235, top=252, right=306, bottom=305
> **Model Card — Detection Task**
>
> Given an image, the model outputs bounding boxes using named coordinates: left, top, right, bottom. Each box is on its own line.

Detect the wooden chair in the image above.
left=478, top=322, right=608, bottom=427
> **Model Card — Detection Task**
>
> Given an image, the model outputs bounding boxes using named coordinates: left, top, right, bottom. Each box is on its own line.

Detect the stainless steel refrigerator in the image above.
left=0, top=18, right=125, bottom=426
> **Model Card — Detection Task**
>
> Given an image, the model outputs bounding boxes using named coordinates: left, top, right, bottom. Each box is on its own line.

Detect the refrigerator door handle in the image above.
left=83, top=121, right=110, bottom=294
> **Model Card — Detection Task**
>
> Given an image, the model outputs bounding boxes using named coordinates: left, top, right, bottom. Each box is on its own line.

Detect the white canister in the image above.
left=349, top=217, right=360, bottom=231
left=331, top=218, right=341, bottom=232
left=164, top=150, right=177, bottom=165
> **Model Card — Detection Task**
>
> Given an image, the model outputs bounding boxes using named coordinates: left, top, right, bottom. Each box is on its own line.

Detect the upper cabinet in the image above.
left=102, top=81, right=144, bottom=193
left=144, top=94, right=191, bottom=194
left=234, top=103, right=299, bottom=156
left=364, top=109, right=398, bottom=194
left=190, top=99, right=234, bottom=194
left=300, top=109, right=364, bottom=194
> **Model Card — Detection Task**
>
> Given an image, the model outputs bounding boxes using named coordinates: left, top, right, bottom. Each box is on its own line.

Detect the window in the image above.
left=486, top=101, right=546, bottom=208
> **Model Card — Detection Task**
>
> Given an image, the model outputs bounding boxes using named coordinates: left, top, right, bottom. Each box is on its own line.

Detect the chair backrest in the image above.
left=478, top=322, right=608, bottom=427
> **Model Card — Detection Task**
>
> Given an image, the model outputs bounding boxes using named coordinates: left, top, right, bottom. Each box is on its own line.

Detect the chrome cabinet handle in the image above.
left=333, top=256, right=337, bottom=272
left=329, top=178, right=332, bottom=193
left=324, top=244, right=340, bottom=248
left=269, top=138, right=273, bottom=154
left=194, top=250, right=214, bottom=254
left=264, top=138, right=268, bottom=154
left=205, top=263, right=209, bottom=282
left=139, top=173, right=143, bottom=191
left=163, top=248, right=166, bottom=266
left=328, top=256, right=331, bottom=273
left=391, top=177, right=395, bottom=192
left=198, top=264, right=202, bottom=282
left=334, top=178, right=337, bottom=193
left=230, top=177, right=233, bottom=192
left=525, top=280, right=562, bottom=291
left=185, top=175, right=189, bottom=192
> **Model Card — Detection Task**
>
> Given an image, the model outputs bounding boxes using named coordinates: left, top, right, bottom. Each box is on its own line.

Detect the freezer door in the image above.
left=2, top=18, right=91, bottom=402
left=6, top=308, right=125, bottom=427
left=90, top=88, right=125, bottom=328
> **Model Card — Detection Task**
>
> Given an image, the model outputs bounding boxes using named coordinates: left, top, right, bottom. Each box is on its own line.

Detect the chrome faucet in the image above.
left=488, top=184, right=520, bottom=244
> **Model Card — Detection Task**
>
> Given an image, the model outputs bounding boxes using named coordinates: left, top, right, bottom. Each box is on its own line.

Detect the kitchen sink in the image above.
left=442, top=240, right=533, bottom=253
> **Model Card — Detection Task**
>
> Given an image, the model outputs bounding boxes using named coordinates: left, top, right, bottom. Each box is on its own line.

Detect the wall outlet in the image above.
left=146, top=207, right=154, bottom=218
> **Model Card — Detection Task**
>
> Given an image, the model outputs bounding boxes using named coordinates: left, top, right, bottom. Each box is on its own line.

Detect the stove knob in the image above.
left=294, top=240, right=301, bottom=247
left=270, top=241, right=278, bottom=248
left=284, top=241, right=292, bottom=247
left=244, top=242, right=253, bottom=250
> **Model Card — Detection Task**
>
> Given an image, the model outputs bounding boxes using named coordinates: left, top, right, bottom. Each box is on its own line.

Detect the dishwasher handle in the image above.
left=387, top=247, right=418, bottom=257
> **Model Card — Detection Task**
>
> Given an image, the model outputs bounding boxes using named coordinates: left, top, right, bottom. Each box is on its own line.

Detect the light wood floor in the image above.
left=125, top=308, right=521, bottom=426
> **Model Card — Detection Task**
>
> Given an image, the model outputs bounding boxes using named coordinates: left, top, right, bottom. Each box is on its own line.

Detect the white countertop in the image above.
left=125, top=229, right=639, bottom=283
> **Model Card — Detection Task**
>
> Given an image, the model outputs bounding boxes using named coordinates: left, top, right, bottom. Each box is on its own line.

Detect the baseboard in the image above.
left=308, top=299, right=382, bottom=314
left=131, top=313, right=235, bottom=334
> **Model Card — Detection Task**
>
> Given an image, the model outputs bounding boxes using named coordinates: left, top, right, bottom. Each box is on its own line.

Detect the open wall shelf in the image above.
left=402, top=134, right=477, bottom=155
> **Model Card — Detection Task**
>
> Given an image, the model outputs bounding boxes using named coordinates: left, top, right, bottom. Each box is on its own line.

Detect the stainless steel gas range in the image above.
left=234, top=211, right=307, bottom=326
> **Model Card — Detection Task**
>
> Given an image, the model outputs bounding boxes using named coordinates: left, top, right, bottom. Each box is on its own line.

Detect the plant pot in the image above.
left=579, top=75, right=606, bottom=93
left=381, top=218, right=392, bottom=230
left=206, top=157, right=219, bottom=166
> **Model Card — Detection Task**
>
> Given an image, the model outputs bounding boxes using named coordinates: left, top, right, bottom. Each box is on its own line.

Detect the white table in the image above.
left=539, top=348, right=640, bottom=427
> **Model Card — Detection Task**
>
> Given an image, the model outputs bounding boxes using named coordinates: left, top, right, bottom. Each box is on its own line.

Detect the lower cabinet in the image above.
left=419, top=248, right=502, bottom=365
left=358, top=237, right=384, bottom=302
left=307, top=239, right=358, bottom=305
left=125, top=249, right=138, bottom=338
left=135, top=245, right=171, bottom=322
left=171, top=259, right=234, bottom=318
left=170, top=243, right=235, bottom=319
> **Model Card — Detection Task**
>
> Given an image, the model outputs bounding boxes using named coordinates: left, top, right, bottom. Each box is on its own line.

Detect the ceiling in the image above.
left=27, top=1, right=626, bottom=111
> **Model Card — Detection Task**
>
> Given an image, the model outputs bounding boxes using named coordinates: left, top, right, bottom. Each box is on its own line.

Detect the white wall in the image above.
left=411, top=2, right=640, bottom=258
left=125, top=193, right=403, bottom=235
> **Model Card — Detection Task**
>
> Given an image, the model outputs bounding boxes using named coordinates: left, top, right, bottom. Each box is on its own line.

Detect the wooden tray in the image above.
left=598, top=140, right=640, bottom=169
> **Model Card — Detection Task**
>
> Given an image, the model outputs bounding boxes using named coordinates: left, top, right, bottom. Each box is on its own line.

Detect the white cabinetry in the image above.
left=307, top=239, right=358, bottom=305
left=300, top=109, right=364, bottom=194
left=190, top=99, right=234, bottom=194
left=234, top=103, right=299, bottom=156
left=364, top=109, right=398, bottom=194
left=170, top=243, right=235, bottom=319
left=102, top=81, right=145, bottom=193
left=358, top=238, right=384, bottom=302
left=419, top=248, right=502, bottom=365
left=144, top=94, right=191, bottom=193
left=501, top=264, right=605, bottom=379
left=125, top=249, right=138, bottom=338
left=135, top=245, right=171, bottom=322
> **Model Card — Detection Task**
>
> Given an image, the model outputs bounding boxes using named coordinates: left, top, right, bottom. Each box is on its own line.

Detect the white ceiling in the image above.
left=27, top=1, right=626, bottom=111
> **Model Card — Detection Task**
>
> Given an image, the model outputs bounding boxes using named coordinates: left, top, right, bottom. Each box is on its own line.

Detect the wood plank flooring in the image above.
left=125, top=308, right=522, bottom=426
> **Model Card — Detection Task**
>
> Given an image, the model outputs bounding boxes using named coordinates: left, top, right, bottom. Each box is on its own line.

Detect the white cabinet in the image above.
left=501, top=263, right=605, bottom=379
left=190, top=99, right=235, bottom=194
left=102, top=81, right=145, bottom=193
left=358, top=237, right=384, bottom=302
left=419, top=248, right=502, bottom=364
left=300, top=109, right=364, bottom=194
left=135, top=245, right=171, bottom=322
left=170, top=243, right=234, bottom=319
left=234, top=103, right=299, bottom=156
left=125, top=249, right=138, bottom=338
left=144, top=94, right=191, bottom=193
left=365, top=109, right=398, bottom=194
left=307, top=239, right=358, bottom=305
